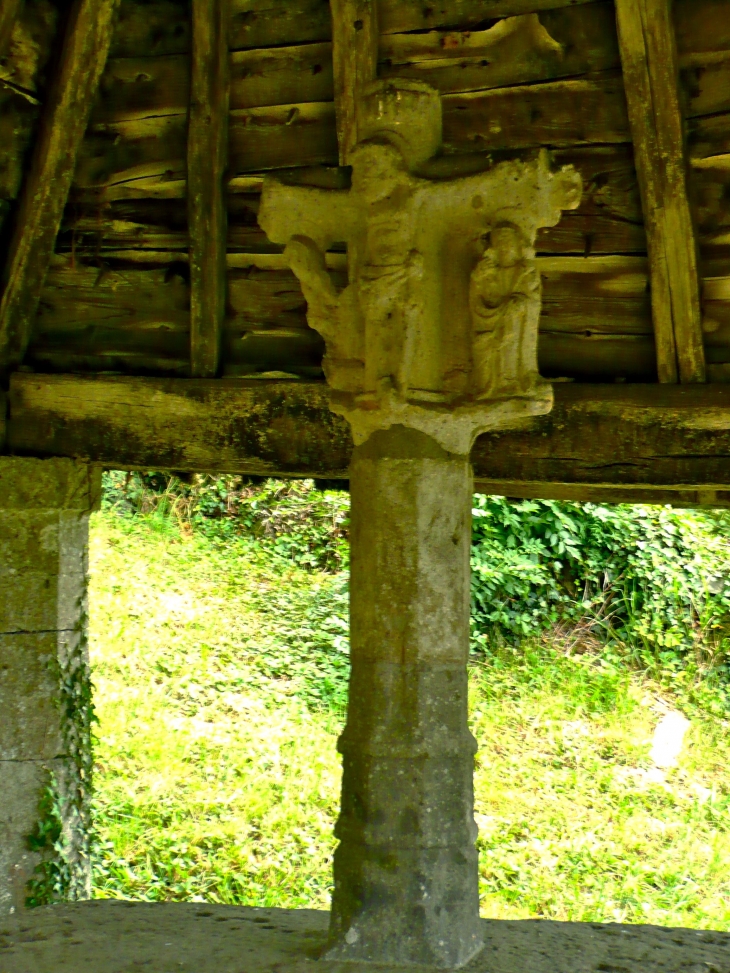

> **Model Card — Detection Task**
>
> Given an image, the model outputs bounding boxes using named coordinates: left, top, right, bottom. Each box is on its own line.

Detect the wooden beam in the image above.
left=330, top=0, right=379, bottom=164
left=0, top=0, right=119, bottom=374
left=9, top=376, right=730, bottom=502
left=0, top=0, right=22, bottom=57
left=472, top=482, right=730, bottom=509
left=614, top=0, right=705, bottom=384
left=188, top=0, right=229, bottom=379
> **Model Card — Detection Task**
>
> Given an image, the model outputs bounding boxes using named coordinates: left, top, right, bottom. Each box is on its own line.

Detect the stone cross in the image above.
left=259, top=78, right=581, bottom=454
left=260, top=77, right=582, bottom=969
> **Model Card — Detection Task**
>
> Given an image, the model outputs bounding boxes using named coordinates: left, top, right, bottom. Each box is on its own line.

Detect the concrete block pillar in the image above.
left=327, top=427, right=482, bottom=968
left=0, top=458, right=99, bottom=916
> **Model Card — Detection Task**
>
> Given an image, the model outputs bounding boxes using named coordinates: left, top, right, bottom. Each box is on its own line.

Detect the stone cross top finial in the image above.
left=258, top=79, right=581, bottom=454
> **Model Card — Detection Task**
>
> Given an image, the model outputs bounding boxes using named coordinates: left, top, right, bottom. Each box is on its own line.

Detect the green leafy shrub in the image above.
left=471, top=497, right=730, bottom=700
left=102, top=472, right=349, bottom=572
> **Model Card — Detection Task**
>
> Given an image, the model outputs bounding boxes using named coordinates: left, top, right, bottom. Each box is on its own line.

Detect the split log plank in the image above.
left=380, top=2, right=619, bottom=95
left=330, top=0, right=378, bottom=164
left=674, top=0, right=730, bottom=65
left=10, top=376, right=730, bottom=496
left=69, top=145, right=647, bottom=256
left=471, top=482, right=730, bottom=508
left=96, top=6, right=621, bottom=122
left=614, top=0, right=705, bottom=384
left=0, top=0, right=120, bottom=372
left=378, top=0, right=597, bottom=34
left=441, top=74, right=630, bottom=152
left=26, top=253, right=673, bottom=382
left=105, top=0, right=729, bottom=61
left=79, top=76, right=632, bottom=188
left=0, top=0, right=22, bottom=56
left=188, top=0, right=229, bottom=378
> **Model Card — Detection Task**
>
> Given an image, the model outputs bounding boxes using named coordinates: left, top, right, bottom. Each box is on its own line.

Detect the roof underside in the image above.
left=0, top=0, right=727, bottom=386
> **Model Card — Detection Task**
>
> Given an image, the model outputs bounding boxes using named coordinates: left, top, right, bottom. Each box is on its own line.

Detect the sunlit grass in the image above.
left=89, top=510, right=730, bottom=928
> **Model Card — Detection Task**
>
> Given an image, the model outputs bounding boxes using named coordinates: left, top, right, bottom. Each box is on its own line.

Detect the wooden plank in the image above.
left=330, top=0, right=378, bottom=164
left=108, top=0, right=633, bottom=54
left=110, top=0, right=189, bottom=57
left=539, top=334, right=656, bottom=380
left=689, top=113, right=730, bottom=163
left=441, top=74, right=630, bottom=152
left=188, top=0, right=229, bottom=378
left=380, top=2, right=619, bottom=96
left=231, top=43, right=333, bottom=109
left=230, top=0, right=332, bottom=50
left=74, top=113, right=187, bottom=190
left=471, top=481, right=730, bottom=508
left=30, top=252, right=704, bottom=383
left=379, top=0, right=597, bottom=34
left=675, top=0, right=730, bottom=64
left=0, top=0, right=23, bottom=57
left=683, top=58, right=730, bottom=120
left=10, top=376, right=730, bottom=493
left=473, top=383, right=730, bottom=487
left=614, top=0, right=705, bottom=384
left=0, top=0, right=120, bottom=372
left=58, top=196, right=277, bottom=255
left=229, top=102, right=338, bottom=172
left=95, top=44, right=333, bottom=123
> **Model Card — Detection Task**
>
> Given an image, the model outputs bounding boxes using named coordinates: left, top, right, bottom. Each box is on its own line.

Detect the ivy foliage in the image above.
left=471, top=497, right=730, bottom=700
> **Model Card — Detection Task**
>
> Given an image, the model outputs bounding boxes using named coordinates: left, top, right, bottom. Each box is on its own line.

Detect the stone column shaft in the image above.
left=327, top=426, right=482, bottom=968
left=0, top=458, right=98, bottom=915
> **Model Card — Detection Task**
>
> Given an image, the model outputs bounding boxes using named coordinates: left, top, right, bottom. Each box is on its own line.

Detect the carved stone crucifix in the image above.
left=259, top=79, right=581, bottom=454
left=259, top=77, right=581, bottom=969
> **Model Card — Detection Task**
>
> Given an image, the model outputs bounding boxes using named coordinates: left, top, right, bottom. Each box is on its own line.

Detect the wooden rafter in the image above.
left=0, top=0, right=119, bottom=374
left=614, top=0, right=705, bottom=384
left=330, top=0, right=379, bottom=164
left=188, top=0, right=229, bottom=379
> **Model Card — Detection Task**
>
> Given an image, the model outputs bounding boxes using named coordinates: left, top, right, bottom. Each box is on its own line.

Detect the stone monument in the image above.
left=259, top=77, right=581, bottom=968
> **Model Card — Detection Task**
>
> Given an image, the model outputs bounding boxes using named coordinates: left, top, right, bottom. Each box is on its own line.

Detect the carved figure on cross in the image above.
left=258, top=78, right=581, bottom=453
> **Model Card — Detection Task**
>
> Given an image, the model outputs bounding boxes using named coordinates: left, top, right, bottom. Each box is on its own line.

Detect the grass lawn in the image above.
left=89, top=508, right=730, bottom=928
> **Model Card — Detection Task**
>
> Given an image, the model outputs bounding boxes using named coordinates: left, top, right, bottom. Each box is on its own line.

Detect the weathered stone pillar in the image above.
left=327, top=426, right=481, bottom=968
left=259, top=71, right=581, bottom=968
left=0, top=458, right=99, bottom=915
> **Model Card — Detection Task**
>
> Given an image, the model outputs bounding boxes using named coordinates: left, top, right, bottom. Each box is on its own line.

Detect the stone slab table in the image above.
left=1, top=902, right=728, bottom=973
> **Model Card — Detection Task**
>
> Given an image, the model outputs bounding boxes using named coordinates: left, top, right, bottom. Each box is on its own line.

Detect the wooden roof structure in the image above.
left=1, top=0, right=730, bottom=501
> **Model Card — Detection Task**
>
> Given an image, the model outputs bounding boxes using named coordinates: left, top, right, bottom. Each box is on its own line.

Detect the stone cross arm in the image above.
left=415, top=151, right=582, bottom=241
left=258, top=181, right=357, bottom=254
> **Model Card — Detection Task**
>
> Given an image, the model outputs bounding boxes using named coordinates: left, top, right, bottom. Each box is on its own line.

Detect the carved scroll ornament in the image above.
left=259, top=79, right=581, bottom=454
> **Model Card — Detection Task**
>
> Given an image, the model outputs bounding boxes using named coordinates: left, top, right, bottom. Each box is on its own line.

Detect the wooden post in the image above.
left=0, top=0, right=120, bottom=374
left=330, top=0, right=379, bottom=164
left=188, top=0, right=229, bottom=379
left=614, top=0, right=705, bottom=384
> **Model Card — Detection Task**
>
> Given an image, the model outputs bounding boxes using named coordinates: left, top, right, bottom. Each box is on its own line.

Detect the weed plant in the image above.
left=89, top=473, right=730, bottom=927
